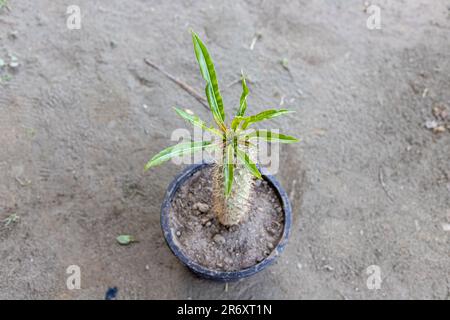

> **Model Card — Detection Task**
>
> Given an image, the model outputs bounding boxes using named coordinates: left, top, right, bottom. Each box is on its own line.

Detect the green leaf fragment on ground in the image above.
left=116, top=235, right=136, bottom=245
left=3, top=213, right=19, bottom=227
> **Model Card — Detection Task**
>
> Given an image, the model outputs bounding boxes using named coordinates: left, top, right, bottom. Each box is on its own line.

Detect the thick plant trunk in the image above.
left=212, top=162, right=255, bottom=226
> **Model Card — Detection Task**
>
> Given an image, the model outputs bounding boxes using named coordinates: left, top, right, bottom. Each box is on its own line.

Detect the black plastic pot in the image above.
left=160, top=163, right=292, bottom=282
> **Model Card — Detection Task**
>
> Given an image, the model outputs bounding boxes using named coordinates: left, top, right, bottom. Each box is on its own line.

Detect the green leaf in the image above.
left=116, top=235, right=136, bottom=245
left=242, top=130, right=299, bottom=143
left=236, top=73, right=249, bottom=117
left=204, top=84, right=226, bottom=131
left=173, top=107, right=222, bottom=137
left=3, top=213, right=19, bottom=227
left=144, top=141, right=212, bottom=171
left=241, top=109, right=294, bottom=129
left=191, top=31, right=226, bottom=131
left=236, top=148, right=262, bottom=179
left=223, top=144, right=235, bottom=196
left=231, top=116, right=245, bottom=131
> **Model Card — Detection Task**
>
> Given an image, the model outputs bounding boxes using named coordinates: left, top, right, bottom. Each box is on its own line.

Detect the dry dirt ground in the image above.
left=0, top=0, right=449, bottom=299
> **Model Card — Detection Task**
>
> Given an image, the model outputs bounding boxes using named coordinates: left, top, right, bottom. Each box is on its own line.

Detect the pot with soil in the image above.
left=161, top=163, right=292, bottom=281
left=144, top=31, right=299, bottom=281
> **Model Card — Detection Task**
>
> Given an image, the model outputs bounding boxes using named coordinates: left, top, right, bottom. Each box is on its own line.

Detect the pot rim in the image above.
left=160, top=162, right=292, bottom=281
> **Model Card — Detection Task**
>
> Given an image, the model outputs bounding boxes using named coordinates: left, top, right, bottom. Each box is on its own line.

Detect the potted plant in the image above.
left=145, top=31, right=299, bottom=281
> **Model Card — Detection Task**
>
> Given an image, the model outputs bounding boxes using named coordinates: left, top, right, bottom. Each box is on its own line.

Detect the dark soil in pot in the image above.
left=169, top=166, right=284, bottom=272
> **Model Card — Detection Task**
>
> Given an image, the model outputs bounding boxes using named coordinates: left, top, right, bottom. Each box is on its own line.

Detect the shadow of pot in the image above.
left=160, top=163, right=292, bottom=282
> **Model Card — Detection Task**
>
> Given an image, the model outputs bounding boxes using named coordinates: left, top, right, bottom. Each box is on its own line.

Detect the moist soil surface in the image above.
left=169, top=166, right=284, bottom=271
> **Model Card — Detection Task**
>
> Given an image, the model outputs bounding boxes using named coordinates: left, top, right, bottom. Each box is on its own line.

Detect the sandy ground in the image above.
left=0, top=0, right=449, bottom=299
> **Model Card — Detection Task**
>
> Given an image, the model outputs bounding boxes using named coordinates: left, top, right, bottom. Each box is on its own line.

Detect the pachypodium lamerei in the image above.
left=145, top=31, right=299, bottom=226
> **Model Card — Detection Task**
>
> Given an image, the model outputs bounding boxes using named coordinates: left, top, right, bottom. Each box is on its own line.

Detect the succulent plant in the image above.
left=145, top=31, right=299, bottom=226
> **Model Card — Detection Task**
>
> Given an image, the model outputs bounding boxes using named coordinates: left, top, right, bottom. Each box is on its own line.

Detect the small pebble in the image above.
left=266, top=227, right=276, bottom=236
left=193, top=202, right=209, bottom=213
left=201, top=217, right=211, bottom=225
left=425, top=120, right=438, bottom=129
left=224, top=257, right=233, bottom=265
left=205, top=221, right=212, bottom=227
left=267, top=242, right=274, bottom=249
left=323, top=265, right=334, bottom=271
left=433, top=126, right=446, bottom=134
left=213, top=234, right=226, bottom=244
left=9, top=61, right=19, bottom=68
left=432, top=105, right=448, bottom=119
left=176, top=231, right=181, bottom=237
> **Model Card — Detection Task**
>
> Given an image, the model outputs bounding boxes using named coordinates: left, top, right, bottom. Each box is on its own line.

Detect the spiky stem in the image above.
left=212, top=146, right=255, bottom=226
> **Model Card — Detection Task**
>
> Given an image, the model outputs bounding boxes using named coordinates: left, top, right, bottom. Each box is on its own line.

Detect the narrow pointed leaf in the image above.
left=242, top=130, right=299, bottom=143
left=223, top=143, right=235, bottom=196
left=204, top=83, right=226, bottom=131
left=144, top=141, right=212, bottom=171
left=241, top=109, right=294, bottom=129
left=236, top=148, right=262, bottom=179
left=173, top=107, right=222, bottom=137
left=236, top=74, right=249, bottom=117
left=191, top=31, right=226, bottom=131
